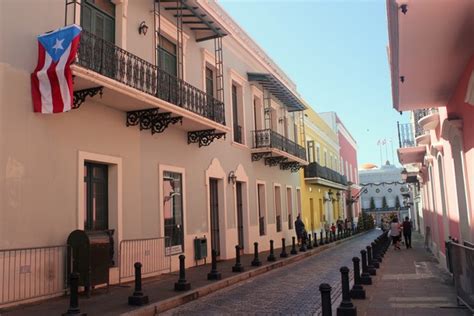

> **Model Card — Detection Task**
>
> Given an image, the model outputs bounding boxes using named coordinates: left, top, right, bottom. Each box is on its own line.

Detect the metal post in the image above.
left=280, top=238, right=288, bottom=258
left=371, top=242, right=380, bottom=267
left=319, top=283, right=332, bottom=316
left=350, top=257, right=366, bottom=299
left=360, top=250, right=372, bottom=285
left=252, top=242, right=262, bottom=266
left=207, top=249, right=222, bottom=280
left=232, top=245, right=245, bottom=272
left=366, top=245, right=377, bottom=275
left=291, top=236, right=298, bottom=255
left=320, top=231, right=324, bottom=245
left=267, top=240, right=276, bottom=261
left=307, top=234, right=313, bottom=249
left=63, top=272, right=86, bottom=316
left=128, top=262, right=149, bottom=305
left=174, top=255, right=191, bottom=291
left=337, top=266, right=357, bottom=316
left=299, top=234, right=307, bottom=252
left=314, top=232, right=319, bottom=247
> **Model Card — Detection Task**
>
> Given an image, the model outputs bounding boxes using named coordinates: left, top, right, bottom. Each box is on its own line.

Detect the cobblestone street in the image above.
left=164, top=230, right=380, bottom=315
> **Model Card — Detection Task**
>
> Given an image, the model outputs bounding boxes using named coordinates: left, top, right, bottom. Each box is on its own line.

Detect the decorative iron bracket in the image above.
left=72, top=86, right=103, bottom=109
left=188, top=129, right=226, bottom=147
left=264, top=156, right=287, bottom=167
left=251, top=152, right=272, bottom=162
left=126, top=108, right=182, bottom=134
left=280, top=162, right=302, bottom=173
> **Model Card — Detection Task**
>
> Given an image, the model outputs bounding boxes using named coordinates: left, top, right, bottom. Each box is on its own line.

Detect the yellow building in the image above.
left=300, top=107, right=348, bottom=234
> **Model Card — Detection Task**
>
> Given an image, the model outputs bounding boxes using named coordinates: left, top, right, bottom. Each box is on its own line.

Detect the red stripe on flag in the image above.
left=31, top=44, right=46, bottom=112
left=47, top=61, right=64, bottom=113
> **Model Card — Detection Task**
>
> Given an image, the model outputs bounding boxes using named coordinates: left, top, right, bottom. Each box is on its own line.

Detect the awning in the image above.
left=157, top=0, right=228, bottom=42
left=247, top=73, right=306, bottom=112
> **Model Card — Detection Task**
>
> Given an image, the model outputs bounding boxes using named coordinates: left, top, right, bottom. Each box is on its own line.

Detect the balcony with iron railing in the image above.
left=71, top=29, right=227, bottom=135
left=251, top=129, right=307, bottom=169
left=303, top=162, right=348, bottom=189
left=416, top=108, right=440, bottom=132
left=396, top=120, right=427, bottom=165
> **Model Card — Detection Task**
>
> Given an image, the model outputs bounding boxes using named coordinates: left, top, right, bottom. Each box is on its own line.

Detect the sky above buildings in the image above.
left=219, top=0, right=408, bottom=168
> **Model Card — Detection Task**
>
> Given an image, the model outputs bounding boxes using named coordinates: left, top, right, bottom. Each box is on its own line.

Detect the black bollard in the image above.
left=290, top=236, right=298, bottom=255
left=320, top=231, right=325, bottom=245
left=128, top=262, right=149, bottom=305
left=337, top=266, right=357, bottom=316
left=207, top=249, right=222, bottom=280
left=267, top=240, right=276, bottom=261
left=63, top=272, right=86, bottom=316
left=280, top=238, right=288, bottom=258
left=232, top=245, right=245, bottom=272
left=307, top=234, right=313, bottom=249
left=251, top=242, right=262, bottom=266
left=350, top=257, right=366, bottom=299
left=371, top=242, right=381, bottom=267
left=175, top=255, right=191, bottom=291
left=360, top=250, right=372, bottom=285
left=299, top=236, right=307, bottom=252
left=366, top=246, right=377, bottom=275
left=314, top=233, right=319, bottom=247
left=319, top=283, right=332, bottom=316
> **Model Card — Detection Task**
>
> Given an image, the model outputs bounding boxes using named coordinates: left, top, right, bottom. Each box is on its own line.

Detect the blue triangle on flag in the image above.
left=38, top=24, right=82, bottom=63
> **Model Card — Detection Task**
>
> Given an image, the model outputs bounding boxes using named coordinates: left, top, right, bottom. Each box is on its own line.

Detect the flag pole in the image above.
left=390, top=139, right=395, bottom=164
left=385, top=141, right=389, bottom=164
left=379, top=142, right=383, bottom=166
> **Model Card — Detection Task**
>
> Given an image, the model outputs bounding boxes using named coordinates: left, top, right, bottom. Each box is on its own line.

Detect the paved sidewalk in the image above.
left=353, top=232, right=471, bottom=316
left=1, top=231, right=369, bottom=316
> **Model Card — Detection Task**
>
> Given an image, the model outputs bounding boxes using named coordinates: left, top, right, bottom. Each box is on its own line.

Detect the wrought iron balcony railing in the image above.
left=303, top=162, right=348, bottom=186
left=252, top=129, right=306, bottom=161
left=76, top=30, right=225, bottom=125
left=397, top=122, right=416, bottom=148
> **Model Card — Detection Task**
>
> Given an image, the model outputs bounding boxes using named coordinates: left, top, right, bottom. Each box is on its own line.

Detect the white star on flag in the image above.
left=52, top=38, right=64, bottom=52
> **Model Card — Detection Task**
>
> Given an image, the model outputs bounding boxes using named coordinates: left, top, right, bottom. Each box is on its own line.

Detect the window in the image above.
left=287, top=188, right=293, bottom=229
left=84, top=162, right=108, bottom=231
left=307, top=141, right=315, bottom=163
left=296, top=188, right=302, bottom=215
left=157, top=35, right=177, bottom=77
left=163, top=171, right=184, bottom=251
left=324, top=150, right=327, bottom=166
left=316, top=146, right=320, bottom=163
left=81, top=0, right=115, bottom=43
left=341, top=159, right=344, bottom=175
left=206, top=67, right=214, bottom=97
left=257, top=183, right=266, bottom=236
left=274, top=186, right=282, bottom=232
left=232, top=84, right=243, bottom=144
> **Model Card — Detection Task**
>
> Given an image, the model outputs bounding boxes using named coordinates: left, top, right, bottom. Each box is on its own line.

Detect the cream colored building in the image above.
left=0, top=0, right=308, bottom=306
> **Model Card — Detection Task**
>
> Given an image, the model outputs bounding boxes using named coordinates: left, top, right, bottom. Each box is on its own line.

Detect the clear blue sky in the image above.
left=220, top=0, right=408, bottom=167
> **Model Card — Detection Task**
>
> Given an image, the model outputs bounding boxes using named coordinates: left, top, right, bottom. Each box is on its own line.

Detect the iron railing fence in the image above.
left=76, top=30, right=225, bottom=125
left=118, top=237, right=171, bottom=284
left=397, top=122, right=416, bottom=148
left=447, top=241, right=474, bottom=312
left=303, top=162, right=348, bottom=186
left=252, top=129, right=306, bottom=161
left=0, top=245, right=68, bottom=307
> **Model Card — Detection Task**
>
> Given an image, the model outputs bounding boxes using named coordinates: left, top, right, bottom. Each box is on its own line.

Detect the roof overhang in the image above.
left=247, top=73, right=306, bottom=112
left=158, top=0, right=228, bottom=42
left=387, top=0, right=474, bottom=111
left=397, top=146, right=426, bottom=165
left=304, top=177, right=348, bottom=191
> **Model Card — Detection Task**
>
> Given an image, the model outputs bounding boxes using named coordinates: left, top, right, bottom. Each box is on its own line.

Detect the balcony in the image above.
left=251, top=129, right=307, bottom=172
left=304, top=162, right=348, bottom=190
left=72, top=30, right=227, bottom=145
left=397, top=122, right=426, bottom=165
left=417, top=108, right=440, bottom=132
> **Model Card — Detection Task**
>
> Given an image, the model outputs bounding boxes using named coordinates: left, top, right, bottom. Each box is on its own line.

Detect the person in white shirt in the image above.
left=390, top=217, right=402, bottom=250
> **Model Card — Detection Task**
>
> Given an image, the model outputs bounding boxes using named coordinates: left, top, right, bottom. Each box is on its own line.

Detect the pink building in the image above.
left=387, top=0, right=474, bottom=259
left=320, top=112, right=361, bottom=222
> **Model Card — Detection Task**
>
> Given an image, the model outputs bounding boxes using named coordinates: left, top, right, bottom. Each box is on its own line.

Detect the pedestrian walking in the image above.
left=389, top=217, right=402, bottom=250
left=294, top=215, right=305, bottom=246
left=331, top=223, right=336, bottom=239
left=402, top=216, right=412, bottom=248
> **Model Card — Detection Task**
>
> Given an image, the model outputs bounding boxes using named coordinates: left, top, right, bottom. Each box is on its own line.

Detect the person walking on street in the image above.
left=390, top=217, right=402, bottom=250
left=294, top=214, right=305, bottom=246
left=402, top=216, right=412, bottom=248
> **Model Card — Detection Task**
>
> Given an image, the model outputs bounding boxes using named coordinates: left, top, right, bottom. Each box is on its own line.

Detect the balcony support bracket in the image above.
left=188, top=129, right=226, bottom=147
left=251, top=152, right=272, bottom=162
left=264, top=156, right=287, bottom=167
left=280, top=162, right=302, bottom=173
left=126, top=108, right=183, bottom=134
left=73, top=86, right=103, bottom=109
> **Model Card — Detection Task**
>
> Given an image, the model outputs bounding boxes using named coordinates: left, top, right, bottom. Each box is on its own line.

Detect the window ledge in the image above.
left=231, top=141, right=249, bottom=150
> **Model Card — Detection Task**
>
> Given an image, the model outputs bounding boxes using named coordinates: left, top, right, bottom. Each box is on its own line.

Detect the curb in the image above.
left=121, top=230, right=373, bottom=316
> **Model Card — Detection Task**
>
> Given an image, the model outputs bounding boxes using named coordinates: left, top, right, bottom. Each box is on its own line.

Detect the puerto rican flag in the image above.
left=31, top=25, right=81, bottom=113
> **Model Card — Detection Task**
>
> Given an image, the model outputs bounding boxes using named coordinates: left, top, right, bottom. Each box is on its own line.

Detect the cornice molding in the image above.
left=337, top=122, right=357, bottom=149
left=304, top=117, right=339, bottom=151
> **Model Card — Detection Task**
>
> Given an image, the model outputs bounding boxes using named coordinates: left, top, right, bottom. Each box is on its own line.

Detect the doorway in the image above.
left=236, top=182, right=244, bottom=250
left=210, top=178, right=220, bottom=255
left=310, top=198, right=315, bottom=232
